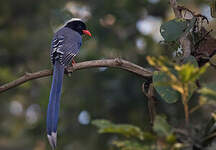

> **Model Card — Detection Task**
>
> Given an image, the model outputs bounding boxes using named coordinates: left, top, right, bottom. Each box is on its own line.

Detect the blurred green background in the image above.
left=0, top=0, right=216, bottom=149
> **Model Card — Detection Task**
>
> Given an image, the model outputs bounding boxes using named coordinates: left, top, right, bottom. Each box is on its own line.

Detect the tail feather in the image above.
left=47, top=61, right=64, bottom=149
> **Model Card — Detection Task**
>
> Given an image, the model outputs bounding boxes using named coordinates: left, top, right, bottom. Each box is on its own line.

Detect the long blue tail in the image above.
left=46, top=61, right=64, bottom=149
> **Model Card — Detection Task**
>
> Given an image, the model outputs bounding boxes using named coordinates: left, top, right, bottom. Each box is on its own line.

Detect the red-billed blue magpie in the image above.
left=47, top=18, right=91, bottom=149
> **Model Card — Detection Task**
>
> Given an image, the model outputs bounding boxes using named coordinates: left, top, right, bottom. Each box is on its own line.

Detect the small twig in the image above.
left=0, top=58, right=153, bottom=93
left=202, top=132, right=216, bottom=142
left=189, top=97, right=208, bottom=114
left=194, top=14, right=209, bottom=24
left=182, top=86, right=189, bottom=125
left=195, top=29, right=213, bottom=48
left=189, top=105, right=202, bottom=114
left=142, top=82, right=156, bottom=126
left=183, top=100, right=189, bottom=125
left=177, top=5, right=194, bottom=18
left=170, top=0, right=182, bottom=18
left=173, top=128, right=188, bottom=136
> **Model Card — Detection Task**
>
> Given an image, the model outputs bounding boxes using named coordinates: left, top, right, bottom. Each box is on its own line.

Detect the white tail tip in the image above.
left=47, top=132, right=57, bottom=149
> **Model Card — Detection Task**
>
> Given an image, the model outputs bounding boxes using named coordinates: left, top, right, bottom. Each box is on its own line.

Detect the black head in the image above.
left=65, top=19, right=89, bottom=36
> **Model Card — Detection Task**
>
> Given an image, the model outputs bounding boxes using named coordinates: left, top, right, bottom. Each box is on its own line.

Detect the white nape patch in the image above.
left=64, top=18, right=83, bottom=27
left=54, top=18, right=84, bottom=33
left=66, top=18, right=82, bottom=23
left=64, top=18, right=84, bottom=27
left=47, top=132, right=57, bottom=149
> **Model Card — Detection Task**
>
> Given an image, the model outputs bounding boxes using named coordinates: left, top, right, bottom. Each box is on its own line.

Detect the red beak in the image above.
left=82, top=30, right=92, bottom=37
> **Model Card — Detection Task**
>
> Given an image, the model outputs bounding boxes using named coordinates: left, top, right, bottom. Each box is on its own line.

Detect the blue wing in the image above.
left=50, top=28, right=82, bottom=66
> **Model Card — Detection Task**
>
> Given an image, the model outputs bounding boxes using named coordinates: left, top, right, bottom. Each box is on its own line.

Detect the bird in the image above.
left=46, top=18, right=91, bottom=149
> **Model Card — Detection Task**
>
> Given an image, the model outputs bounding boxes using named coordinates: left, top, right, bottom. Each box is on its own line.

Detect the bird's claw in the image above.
left=65, top=67, right=72, bottom=77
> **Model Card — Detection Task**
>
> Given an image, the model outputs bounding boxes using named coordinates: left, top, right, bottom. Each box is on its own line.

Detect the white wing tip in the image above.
left=47, top=132, right=57, bottom=149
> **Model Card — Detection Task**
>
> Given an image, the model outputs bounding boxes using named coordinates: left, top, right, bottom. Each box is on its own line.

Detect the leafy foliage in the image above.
left=91, top=2, right=216, bottom=150
left=92, top=116, right=182, bottom=150
left=153, top=116, right=172, bottom=137
left=92, top=119, right=145, bottom=140
left=147, top=56, right=209, bottom=103
left=147, top=56, right=209, bottom=125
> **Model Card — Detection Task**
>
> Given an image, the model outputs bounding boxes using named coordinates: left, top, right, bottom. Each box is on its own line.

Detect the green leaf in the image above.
left=153, top=71, right=180, bottom=103
left=92, top=119, right=144, bottom=140
left=210, top=54, right=216, bottom=66
left=160, top=18, right=195, bottom=42
left=176, top=63, right=209, bottom=83
left=183, top=55, right=199, bottom=67
left=153, top=115, right=172, bottom=137
left=199, top=83, right=216, bottom=100
left=112, top=140, right=150, bottom=150
left=176, top=64, right=195, bottom=82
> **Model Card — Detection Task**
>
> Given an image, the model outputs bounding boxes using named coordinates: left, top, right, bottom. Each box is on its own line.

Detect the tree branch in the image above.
left=0, top=58, right=153, bottom=93
left=170, top=0, right=182, bottom=18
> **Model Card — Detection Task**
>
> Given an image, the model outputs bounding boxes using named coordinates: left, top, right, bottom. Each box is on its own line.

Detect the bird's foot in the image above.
left=65, top=67, right=72, bottom=77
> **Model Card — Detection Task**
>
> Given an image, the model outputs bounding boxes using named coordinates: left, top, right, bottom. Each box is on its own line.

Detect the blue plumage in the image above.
left=46, top=18, right=91, bottom=149
left=47, top=61, right=64, bottom=148
left=50, top=28, right=82, bottom=66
